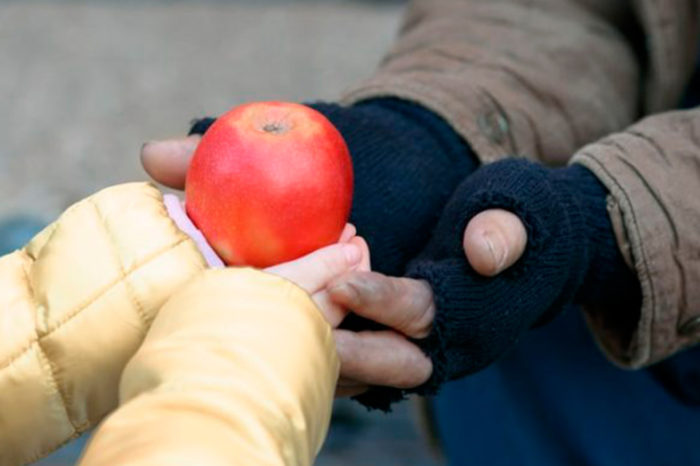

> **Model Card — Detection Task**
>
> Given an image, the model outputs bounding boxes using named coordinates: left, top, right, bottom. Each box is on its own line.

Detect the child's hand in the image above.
left=265, top=224, right=371, bottom=328
left=166, top=195, right=371, bottom=325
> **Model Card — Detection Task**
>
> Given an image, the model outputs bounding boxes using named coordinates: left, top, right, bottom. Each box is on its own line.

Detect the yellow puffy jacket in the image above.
left=0, top=183, right=338, bottom=466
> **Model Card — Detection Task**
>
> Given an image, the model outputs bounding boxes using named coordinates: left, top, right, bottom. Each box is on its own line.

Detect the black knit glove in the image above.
left=406, top=158, right=641, bottom=395
left=188, top=99, right=477, bottom=276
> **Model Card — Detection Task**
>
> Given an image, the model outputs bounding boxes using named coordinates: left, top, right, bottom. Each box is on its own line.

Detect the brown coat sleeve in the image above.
left=341, top=0, right=644, bottom=165
left=339, top=0, right=700, bottom=366
left=573, top=109, right=700, bottom=368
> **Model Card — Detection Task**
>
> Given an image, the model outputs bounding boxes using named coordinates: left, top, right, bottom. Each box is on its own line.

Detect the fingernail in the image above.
left=342, top=243, right=362, bottom=265
left=141, top=141, right=152, bottom=153
left=482, top=232, right=508, bottom=273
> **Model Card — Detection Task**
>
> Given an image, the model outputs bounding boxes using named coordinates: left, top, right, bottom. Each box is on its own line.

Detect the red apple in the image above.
left=185, top=101, right=353, bottom=268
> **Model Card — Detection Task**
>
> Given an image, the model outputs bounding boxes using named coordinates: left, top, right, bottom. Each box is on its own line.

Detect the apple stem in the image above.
left=262, top=122, right=287, bottom=134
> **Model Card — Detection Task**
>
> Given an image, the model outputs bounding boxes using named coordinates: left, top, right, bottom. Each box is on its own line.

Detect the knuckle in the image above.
left=393, top=348, right=431, bottom=388
left=343, top=279, right=366, bottom=308
left=364, top=274, right=390, bottom=304
left=335, top=332, right=365, bottom=377
left=408, top=303, right=435, bottom=339
left=345, top=272, right=386, bottom=309
left=404, top=352, right=432, bottom=387
left=399, top=279, right=435, bottom=337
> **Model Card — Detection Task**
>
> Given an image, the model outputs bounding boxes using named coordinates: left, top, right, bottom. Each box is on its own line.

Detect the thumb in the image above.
left=463, top=209, right=527, bottom=276
left=141, top=135, right=200, bottom=190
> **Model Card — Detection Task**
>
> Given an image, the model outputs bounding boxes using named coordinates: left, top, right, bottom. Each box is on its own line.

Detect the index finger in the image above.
left=328, top=272, right=434, bottom=338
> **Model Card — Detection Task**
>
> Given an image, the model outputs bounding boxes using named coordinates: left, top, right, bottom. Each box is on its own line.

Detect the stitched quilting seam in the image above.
left=89, top=199, right=150, bottom=332
left=22, top=221, right=57, bottom=262
left=0, top=237, right=190, bottom=372
left=34, top=339, right=80, bottom=433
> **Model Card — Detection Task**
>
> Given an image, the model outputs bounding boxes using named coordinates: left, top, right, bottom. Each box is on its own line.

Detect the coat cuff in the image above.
left=572, top=124, right=696, bottom=368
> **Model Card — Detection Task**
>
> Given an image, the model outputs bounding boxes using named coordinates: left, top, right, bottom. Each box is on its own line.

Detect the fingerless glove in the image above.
left=407, top=159, right=642, bottom=396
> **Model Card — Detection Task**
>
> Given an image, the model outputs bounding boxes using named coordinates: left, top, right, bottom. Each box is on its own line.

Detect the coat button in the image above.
left=477, top=111, right=509, bottom=144
left=679, top=316, right=700, bottom=336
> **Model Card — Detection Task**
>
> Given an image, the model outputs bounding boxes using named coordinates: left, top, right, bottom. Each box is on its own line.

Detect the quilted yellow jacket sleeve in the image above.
left=0, top=182, right=338, bottom=465
left=78, top=269, right=339, bottom=466
left=0, top=182, right=208, bottom=465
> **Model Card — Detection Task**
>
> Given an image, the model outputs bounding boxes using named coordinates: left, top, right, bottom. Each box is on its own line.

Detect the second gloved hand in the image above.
left=407, top=159, right=641, bottom=394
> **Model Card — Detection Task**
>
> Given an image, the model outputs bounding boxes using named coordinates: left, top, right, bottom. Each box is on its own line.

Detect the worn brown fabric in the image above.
left=343, top=0, right=644, bottom=165
left=574, top=110, right=700, bottom=367
left=341, top=0, right=700, bottom=367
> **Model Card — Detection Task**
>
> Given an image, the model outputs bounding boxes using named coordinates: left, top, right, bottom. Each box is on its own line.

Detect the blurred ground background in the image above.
left=1, top=0, right=441, bottom=464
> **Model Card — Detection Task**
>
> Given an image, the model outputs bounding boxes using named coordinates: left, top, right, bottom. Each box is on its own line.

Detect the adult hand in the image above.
left=142, top=129, right=532, bottom=402
left=323, top=211, right=527, bottom=399
left=263, top=224, right=438, bottom=400
left=326, top=271, right=435, bottom=397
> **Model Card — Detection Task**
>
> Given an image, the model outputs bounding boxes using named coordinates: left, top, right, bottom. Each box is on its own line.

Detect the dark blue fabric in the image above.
left=433, top=309, right=700, bottom=466
left=405, top=161, right=639, bottom=396
left=431, top=47, right=700, bottom=466
left=308, top=99, right=478, bottom=277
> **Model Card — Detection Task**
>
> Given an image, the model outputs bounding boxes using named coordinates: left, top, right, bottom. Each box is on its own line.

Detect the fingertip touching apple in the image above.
left=185, top=101, right=354, bottom=268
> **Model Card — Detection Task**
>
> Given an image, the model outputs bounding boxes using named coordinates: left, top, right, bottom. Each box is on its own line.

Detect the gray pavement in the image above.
left=2, top=1, right=441, bottom=465
left=1, top=0, right=401, bottom=221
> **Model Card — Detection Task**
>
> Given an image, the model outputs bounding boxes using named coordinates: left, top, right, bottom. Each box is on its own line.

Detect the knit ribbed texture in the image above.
left=403, top=159, right=641, bottom=398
